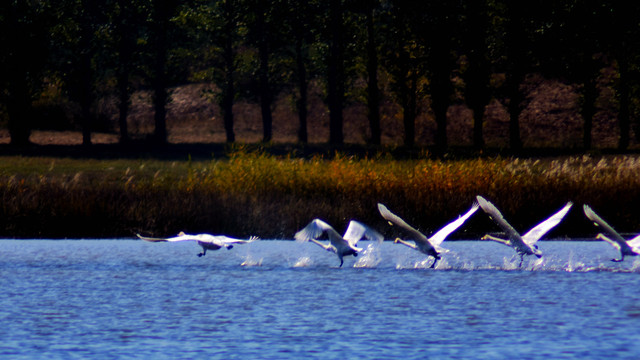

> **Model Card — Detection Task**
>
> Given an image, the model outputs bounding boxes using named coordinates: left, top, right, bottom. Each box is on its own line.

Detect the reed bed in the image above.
left=0, top=151, right=638, bottom=239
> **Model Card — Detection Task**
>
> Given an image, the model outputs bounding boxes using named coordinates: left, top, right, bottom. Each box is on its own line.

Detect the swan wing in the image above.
left=522, top=202, right=573, bottom=245
left=626, top=234, right=640, bottom=250
left=377, top=203, right=429, bottom=245
left=429, top=202, right=479, bottom=247
left=476, top=196, right=521, bottom=241
left=137, top=232, right=198, bottom=242
left=343, top=220, right=383, bottom=247
left=295, top=219, right=339, bottom=243
left=209, top=235, right=259, bottom=245
left=583, top=205, right=627, bottom=243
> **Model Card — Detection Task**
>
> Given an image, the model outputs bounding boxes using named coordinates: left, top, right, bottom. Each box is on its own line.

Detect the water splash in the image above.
left=238, top=241, right=640, bottom=272
left=240, top=256, right=263, bottom=267
left=293, top=256, right=313, bottom=267
left=564, top=251, right=586, bottom=272
left=354, top=243, right=382, bottom=268
left=395, top=257, right=437, bottom=270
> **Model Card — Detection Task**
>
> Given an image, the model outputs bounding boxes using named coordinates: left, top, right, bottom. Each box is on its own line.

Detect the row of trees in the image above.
left=1, top=0, right=639, bottom=150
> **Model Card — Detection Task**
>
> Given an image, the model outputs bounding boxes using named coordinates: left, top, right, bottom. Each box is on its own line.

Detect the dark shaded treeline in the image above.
left=1, top=0, right=639, bottom=152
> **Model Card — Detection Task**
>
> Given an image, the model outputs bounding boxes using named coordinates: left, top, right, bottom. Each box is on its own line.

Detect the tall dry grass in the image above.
left=0, top=152, right=638, bottom=238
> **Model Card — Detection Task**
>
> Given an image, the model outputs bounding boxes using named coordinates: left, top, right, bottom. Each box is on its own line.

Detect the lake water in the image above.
left=1, top=239, right=639, bottom=359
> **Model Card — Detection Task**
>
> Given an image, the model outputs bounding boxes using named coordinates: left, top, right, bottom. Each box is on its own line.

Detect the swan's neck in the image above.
left=309, top=238, right=334, bottom=252
left=482, top=234, right=511, bottom=246
left=394, top=238, right=417, bottom=250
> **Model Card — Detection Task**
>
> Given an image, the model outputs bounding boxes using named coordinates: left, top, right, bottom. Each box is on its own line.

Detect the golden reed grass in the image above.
left=0, top=152, right=638, bottom=238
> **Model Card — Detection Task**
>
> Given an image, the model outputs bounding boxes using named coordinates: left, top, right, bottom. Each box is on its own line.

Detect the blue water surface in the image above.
left=1, top=240, right=639, bottom=359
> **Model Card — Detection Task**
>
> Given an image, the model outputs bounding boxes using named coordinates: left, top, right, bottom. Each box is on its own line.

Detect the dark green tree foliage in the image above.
left=174, top=0, right=241, bottom=143
left=1, top=0, right=639, bottom=150
left=0, top=1, right=50, bottom=146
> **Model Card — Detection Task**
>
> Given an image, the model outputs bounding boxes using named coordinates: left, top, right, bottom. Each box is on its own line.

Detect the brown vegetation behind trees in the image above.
left=2, top=72, right=635, bottom=150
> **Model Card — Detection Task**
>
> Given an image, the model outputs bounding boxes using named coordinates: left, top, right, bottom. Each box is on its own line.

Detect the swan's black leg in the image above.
left=227, top=245, right=233, bottom=250
left=430, top=258, right=438, bottom=269
left=339, top=259, right=344, bottom=267
left=518, top=254, right=524, bottom=268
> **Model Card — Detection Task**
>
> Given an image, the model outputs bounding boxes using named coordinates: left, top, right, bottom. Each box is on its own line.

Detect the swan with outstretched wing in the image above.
left=377, top=202, right=479, bottom=268
left=477, top=196, right=573, bottom=267
left=137, top=232, right=259, bottom=257
left=583, top=205, right=640, bottom=262
left=295, top=219, right=383, bottom=267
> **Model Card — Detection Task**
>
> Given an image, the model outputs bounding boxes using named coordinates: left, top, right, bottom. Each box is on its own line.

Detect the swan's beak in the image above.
left=481, top=235, right=489, bottom=240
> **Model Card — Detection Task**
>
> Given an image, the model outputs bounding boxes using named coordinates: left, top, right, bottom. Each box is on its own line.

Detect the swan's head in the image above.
left=532, top=247, right=543, bottom=258
left=481, top=235, right=490, bottom=241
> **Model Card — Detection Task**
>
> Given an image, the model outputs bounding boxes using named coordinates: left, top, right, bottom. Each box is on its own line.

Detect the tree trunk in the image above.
left=507, top=78, right=523, bottom=151
left=295, top=35, right=308, bottom=143
left=79, top=50, right=93, bottom=147
left=505, top=3, right=525, bottom=152
left=257, top=8, right=273, bottom=142
left=366, top=2, right=381, bottom=145
left=618, top=57, right=630, bottom=150
left=222, top=0, right=236, bottom=143
left=117, top=71, right=130, bottom=144
left=430, top=41, right=451, bottom=153
left=327, top=0, right=344, bottom=144
left=150, top=0, right=175, bottom=145
left=6, top=84, right=31, bottom=147
left=79, top=0, right=94, bottom=147
left=153, top=84, right=168, bottom=144
left=581, top=75, right=597, bottom=150
left=115, top=0, right=133, bottom=144
left=431, top=69, right=450, bottom=153
left=464, top=1, right=489, bottom=149
left=402, top=71, right=417, bottom=147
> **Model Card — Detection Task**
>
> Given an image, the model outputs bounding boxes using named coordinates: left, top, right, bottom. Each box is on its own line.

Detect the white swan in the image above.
left=137, top=232, right=259, bottom=257
left=377, top=202, right=479, bottom=268
left=294, top=219, right=383, bottom=267
left=477, top=195, right=573, bottom=266
left=583, top=205, right=640, bottom=262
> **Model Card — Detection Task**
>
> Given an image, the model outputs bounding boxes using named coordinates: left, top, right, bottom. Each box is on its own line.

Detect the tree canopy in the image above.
left=1, top=0, right=638, bottom=150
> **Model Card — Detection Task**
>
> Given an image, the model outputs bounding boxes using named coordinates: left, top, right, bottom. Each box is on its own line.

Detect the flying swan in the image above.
left=294, top=219, right=383, bottom=267
left=137, top=232, right=259, bottom=257
left=583, top=205, right=640, bottom=262
left=377, top=202, right=479, bottom=268
left=476, top=195, right=573, bottom=267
